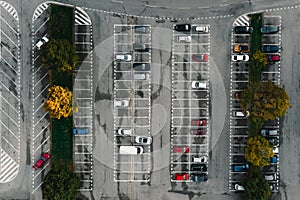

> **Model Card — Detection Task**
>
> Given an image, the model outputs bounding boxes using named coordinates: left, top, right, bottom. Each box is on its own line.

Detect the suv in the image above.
left=190, top=173, right=208, bottom=182
left=260, top=25, right=279, bottom=34
left=36, top=36, right=49, bottom=50
left=262, top=45, right=279, bottom=53
left=234, top=26, right=253, bottom=34
left=233, top=164, right=249, bottom=172
left=177, top=35, right=191, bottom=42
left=234, top=44, right=249, bottom=53
left=261, top=129, right=278, bottom=137
left=174, top=24, right=191, bottom=32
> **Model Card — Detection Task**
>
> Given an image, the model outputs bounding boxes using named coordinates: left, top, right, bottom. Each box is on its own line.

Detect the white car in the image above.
left=234, top=184, right=245, bottom=191
left=114, top=100, right=129, bottom=107
left=177, top=35, right=191, bottom=42
left=36, top=36, right=49, bottom=50
left=192, top=155, right=208, bottom=163
left=194, top=26, right=209, bottom=33
left=231, top=54, right=249, bottom=62
left=192, top=81, right=207, bottom=89
left=134, top=136, right=152, bottom=145
left=117, top=128, right=133, bottom=136
left=115, top=54, right=132, bottom=62
left=273, top=146, right=279, bottom=154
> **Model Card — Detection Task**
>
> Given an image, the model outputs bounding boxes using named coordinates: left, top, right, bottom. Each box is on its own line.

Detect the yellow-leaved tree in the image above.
left=44, top=85, right=73, bottom=119
left=244, top=136, right=274, bottom=167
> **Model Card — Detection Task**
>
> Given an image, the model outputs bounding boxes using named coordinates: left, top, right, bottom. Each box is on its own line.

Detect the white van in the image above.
left=119, top=146, right=143, bottom=155
left=134, top=73, right=150, bottom=80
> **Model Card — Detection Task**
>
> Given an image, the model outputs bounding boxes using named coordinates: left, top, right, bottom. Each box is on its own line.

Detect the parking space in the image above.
left=31, top=3, right=51, bottom=193
left=170, top=24, right=210, bottom=183
left=73, top=7, right=93, bottom=191
left=229, top=15, right=281, bottom=192
left=113, top=25, right=152, bottom=182
left=0, top=2, right=21, bottom=184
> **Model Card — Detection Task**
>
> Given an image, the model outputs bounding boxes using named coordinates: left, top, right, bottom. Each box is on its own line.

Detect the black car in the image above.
left=133, top=63, right=150, bottom=71
left=191, top=164, right=207, bottom=172
left=133, top=43, right=150, bottom=52
left=190, top=173, right=208, bottom=182
left=262, top=45, right=279, bottom=53
left=260, top=25, right=279, bottom=34
left=234, top=26, right=253, bottom=34
left=174, top=24, right=191, bottom=32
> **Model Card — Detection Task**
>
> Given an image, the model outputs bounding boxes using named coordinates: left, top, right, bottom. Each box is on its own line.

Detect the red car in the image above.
left=191, top=129, right=205, bottom=135
left=192, top=54, right=208, bottom=62
left=175, top=173, right=189, bottom=180
left=192, top=119, right=207, bottom=126
left=32, top=153, right=51, bottom=170
left=173, top=147, right=190, bottom=153
left=266, top=55, right=280, bottom=63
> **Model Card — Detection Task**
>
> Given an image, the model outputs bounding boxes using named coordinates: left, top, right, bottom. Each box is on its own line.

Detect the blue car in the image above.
left=270, top=156, right=277, bottom=164
left=233, top=164, right=249, bottom=172
left=262, top=45, right=279, bottom=53
left=73, top=127, right=89, bottom=135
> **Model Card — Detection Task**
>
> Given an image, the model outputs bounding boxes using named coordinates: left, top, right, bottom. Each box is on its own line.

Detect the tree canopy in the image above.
left=40, top=39, right=78, bottom=72
left=244, top=136, right=274, bottom=167
left=43, top=85, right=73, bottom=119
left=251, top=50, right=267, bottom=69
left=239, top=80, right=290, bottom=123
left=245, top=171, right=271, bottom=200
left=42, top=164, right=80, bottom=200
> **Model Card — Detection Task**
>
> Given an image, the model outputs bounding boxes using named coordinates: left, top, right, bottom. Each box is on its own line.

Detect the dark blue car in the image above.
left=233, top=164, right=249, bottom=172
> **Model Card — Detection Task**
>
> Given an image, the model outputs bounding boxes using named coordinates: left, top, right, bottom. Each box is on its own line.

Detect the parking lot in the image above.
left=170, top=24, right=210, bottom=183
left=113, top=25, right=152, bottom=182
left=73, top=7, right=93, bottom=191
left=229, top=15, right=281, bottom=192
left=0, top=1, right=21, bottom=184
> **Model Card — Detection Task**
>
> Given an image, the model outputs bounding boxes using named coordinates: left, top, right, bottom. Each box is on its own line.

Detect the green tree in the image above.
left=245, top=170, right=271, bottom=200
left=42, top=164, right=80, bottom=200
left=240, top=80, right=290, bottom=123
left=40, top=39, right=78, bottom=72
left=244, top=136, right=274, bottom=167
left=251, top=50, right=267, bottom=69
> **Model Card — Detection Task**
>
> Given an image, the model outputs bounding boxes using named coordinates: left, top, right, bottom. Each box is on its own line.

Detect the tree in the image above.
left=44, top=85, right=73, bottom=119
left=251, top=50, right=267, bottom=69
left=244, top=136, right=274, bottom=167
left=40, top=39, right=78, bottom=72
left=42, top=164, right=80, bottom=200
left=245, top=170, right=271, bottom=200
left=240, top=80, right=290, bottom=123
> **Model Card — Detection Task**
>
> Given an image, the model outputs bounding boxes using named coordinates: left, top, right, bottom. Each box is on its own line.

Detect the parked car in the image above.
left=192, top=81, right=207, bottom=89
left=270, top=156, right=277, bottom=164
left=190, top=173, right=208, bottom=182
left=192, top=54, right=209, bottom=62
left=115, top=54, right=132, bottom=62
left=191, top=164, right=207, bottom=172
left=269, top=183, right=276, bottom=191
left=114, top=99, right=129, bottom=107
left=268, top=137, right=279, bottom=147
left=175, top=173, right=189, bottom=180
left=234, top=44, right=249, bottom=53
left=174, top=24, right=191, bottom=32
left=266, top=55, right=280, bottom=63
left=260, top=25, right=279, bottom=34
left=231, top=54, right=249, bottom=62
left=177, top=35, right=191, bottom=42
left=134, top=73, right=150, bottom=80
left=73, top=127, right=89, bottom=135
left=133, top=43, right=150, bottom=52
left=32, top=153, right=51, bottom=170
left=134, top=136, right=152, bottom=145
left=262, top=45, right=279, bottom=53
left=273, top=146, right=279, bottom=154
left=134, top=26, right=150, bottom=33
left=119, top=146, right=143, bottom=154
left=36, top=36, right=49, bottom=50
left=193, top=25, right=209, bottom=33
left=265, top=173, right=277, bottom=181
left=234, top=184, right=245, bottom=191
left=117, top=128, right=133, bottom=136
left=233, top=164, right=249, bottom=172
left=133, top=63, right=150, bottom=71
left=233, top=110, right=250, bottom=117
left=261, top=129, right=278, bottom=137
left=192, top=155, right=208, bottom=163
left=191, top=129, right=205, bottom=135
left=192, top=119, right=207, bottom=126
left=173, top=147, right=190, bottom=153
left=234, top=91, right=243, bottom=99
left=234, top=26, right=253, bottom=34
